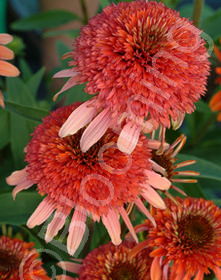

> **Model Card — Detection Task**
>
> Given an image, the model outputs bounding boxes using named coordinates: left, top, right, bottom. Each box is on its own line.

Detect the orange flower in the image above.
left=150, top=128, right=199, bottom=199
left=131, top=198, right=221, bottom=280
left=56, top=241, right=152, bottom=280
left=0, top=236, right=50, bottom=280
left=0, top=33, right=20, bottom=108
left=54, top=0, right=210, bottom=154
left=7, top=103, right=171, bottom=256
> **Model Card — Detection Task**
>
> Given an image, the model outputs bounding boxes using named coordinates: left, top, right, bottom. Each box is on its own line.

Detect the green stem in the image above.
left=80, top=0, right=89, bottom=25
left=191, top=113, right=217, bottom=147
left=192, top=0, right=204, bottom=28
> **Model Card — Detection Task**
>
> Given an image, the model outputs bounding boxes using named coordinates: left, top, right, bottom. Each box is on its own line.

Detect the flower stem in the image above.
left=80, top=0, right=89, bottom=25
left=192, top=0, right=204, bottom=28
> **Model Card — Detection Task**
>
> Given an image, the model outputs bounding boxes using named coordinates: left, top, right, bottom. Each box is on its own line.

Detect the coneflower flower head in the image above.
left=0, top=236, right=50, bottom=280
left=7, top=103, right=171, bottom=256
left=56, top=241, right=152, bottom=280
left=55, top=0, right=210, bottom=154
left=132, top=197, right=221, bottom=280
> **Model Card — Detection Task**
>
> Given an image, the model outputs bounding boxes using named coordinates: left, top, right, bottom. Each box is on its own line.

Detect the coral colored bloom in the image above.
left=55, top=1, right=210, bottom=154
left=0, top=33, right=20, bottom=108
left=56, top=241, right=152, bottom=280
left=132, top=198, right=221, bottom=280
left=150, top=128, right=199, bottom=199
left=0, top=236, right=50, bottom=280
left=7, top=103, right=171, bottom=256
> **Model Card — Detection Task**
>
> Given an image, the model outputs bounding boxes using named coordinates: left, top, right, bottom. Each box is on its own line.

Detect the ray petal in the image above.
left=27, top=198, right=56, bottom=228
left=117, top=122, right=141, bottom=154
left=0, top=60, right=20, bottom=77
left=67, top=206, right=87, bottom=256
left=80, top=108, right=111, bottom=152
left=119, top=206, right=138, bottom=243
left=57, top=261, right=82, bottom=274
left=59, top=100, right=97, bottom=138
left=45, top=207, right=71, bottom=243
left=102, top=209, right=121, bottom=245
left=145, top=170, right=171, bottom=190
left=141, top=184, right=166, bottom=209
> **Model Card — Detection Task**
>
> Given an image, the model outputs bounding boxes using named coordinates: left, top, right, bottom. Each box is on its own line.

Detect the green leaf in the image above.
left=177, top=154, right=221, bottom=182
left=19, top=58, right=33, bottom=81
left=4, top=101, right=49, bottom=123
left=0, top=192, right=43, bottom=225
left=179, top=3, right=214, bottom=22
left=213, top=199, right=221, bottom=207
left=0, top=110, right=9, bottom=149
left=43, top=29, right=80, bottom=39
left=175, top=181, right=206, bottom=198
left=99, top=0, right=111, bottom=9
left=26, top=67, right=46, bottom=99
left=201, top=8, right=221, bottom=39
left=9, top=114, right=30, bottom=169
left=55, top=40, right=71, bottom=62
left=11, top=10, right=81, bottom=31
left=195, top=100, right=212, bottom=113
left=64, top=84, right=91, bottom=104
left=6, top=77, right=36, bottom=106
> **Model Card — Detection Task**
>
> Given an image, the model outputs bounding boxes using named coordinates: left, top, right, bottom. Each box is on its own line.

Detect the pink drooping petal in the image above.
left=67, top=206, right=87, bottom=256
left=0, top=46, right=14, bottom=60
left=53, top=73, right=80, bottom=101
left=117, top=122, right=141, bottom=154
left=6, top=168, right=28, bottom=185
left=150, top=257, right=162, bottom=280
left=80, top=108, right=111, bottom=152
left=144, top=170, right=171, bottom=190
left=59, top=100, right=97, bottom=138
left=27, top=198, right=56, bottom=228
left=141, top=184, right=166, bottom=209
left=214, top=266, right=221, bottom=280
left=142, top=119, right=155, bottom=133
left=12, top=180, right=33, bottom=200
left=45, top=207, right=71, bottom=243
left=57, top=261, right=82, bottom=274
left=171, top=111, right=185, bottom=130
left=0, top=33, right=13, bottom=44
left=134, top=197, right=156, bottom=227
left=148, top=139, right=169, bottom=150
left=0, top=60, right=20, bottom=77
left=102, top=209, right=121, bottom=246
left=149, top=159, right=167, bottom=177
left=162, top=263, right=169, bottom=280
left=53, top=69, right=78, bottom=78
left=119, top=206, right=138, bottom=243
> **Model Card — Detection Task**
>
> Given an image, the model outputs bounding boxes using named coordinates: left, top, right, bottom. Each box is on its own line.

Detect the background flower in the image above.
left=56, top=241, right=152, bottom=280
left=141, top=197, right=221, bottom=280
left=0, top=235, right=50, bottom=280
